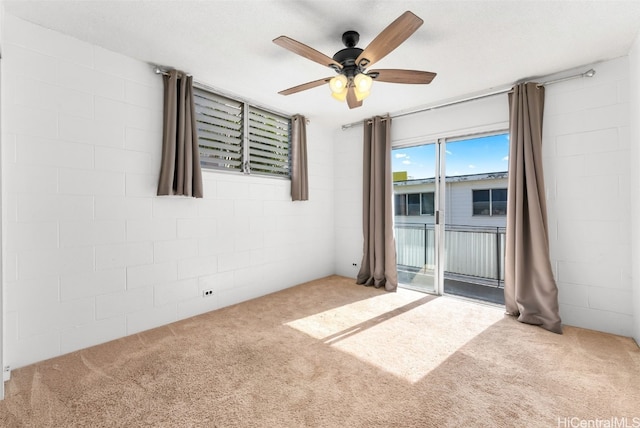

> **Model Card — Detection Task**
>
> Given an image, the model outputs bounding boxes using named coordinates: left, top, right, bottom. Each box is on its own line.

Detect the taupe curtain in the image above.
left=356, top=115, right=398, bottom=291
left=290, top=114, right=308, bottom=201
left=505, top=82, right=562, bottom=334
left=157, top=69, right=203, bottom=198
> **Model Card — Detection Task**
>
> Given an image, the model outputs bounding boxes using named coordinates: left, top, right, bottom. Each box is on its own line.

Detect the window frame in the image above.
left=193, top=83, right=292, bottom=179
left=472, top=188, right=507, bottom=216
left=394, top=192, right=435, bottom=216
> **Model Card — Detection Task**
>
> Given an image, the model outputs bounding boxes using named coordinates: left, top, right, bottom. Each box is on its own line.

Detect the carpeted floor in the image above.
left=0, top=275, right=638, bottom=427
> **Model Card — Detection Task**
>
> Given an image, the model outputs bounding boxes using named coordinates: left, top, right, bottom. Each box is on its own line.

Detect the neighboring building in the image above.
left=393, top=171, right=508, bottom=228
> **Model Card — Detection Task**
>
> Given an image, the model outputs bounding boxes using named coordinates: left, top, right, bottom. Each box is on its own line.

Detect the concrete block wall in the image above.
left=1, top=16, right=335, bottom=368
left=333, top=125, right=365, bottom=277
left=543, top=57, right=633, bottom=336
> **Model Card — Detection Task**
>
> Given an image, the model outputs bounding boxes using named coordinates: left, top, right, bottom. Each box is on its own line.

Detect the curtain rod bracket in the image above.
left=152, top=64, right=192, bottom=77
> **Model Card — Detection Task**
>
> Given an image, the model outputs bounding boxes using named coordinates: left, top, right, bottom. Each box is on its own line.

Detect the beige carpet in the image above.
left=0, top=275, right=638, bottom=427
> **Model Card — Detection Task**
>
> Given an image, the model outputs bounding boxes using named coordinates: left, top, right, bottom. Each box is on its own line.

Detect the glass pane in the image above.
left=444, top=133, right=509, bottom=305
left=407, top=194, right=421, bottom=216
left=392, top=144, right=437, bottom=294
left=421, top=192, right=435, bottom=215
left=445, top=133, right=510, bottom=176
left=394, top=194, right=407, bottom=216
left=473, top=190, right=490, bottom=216
left=491, top=189, right=508, bottom=215
left=392, top=146, right=437, bottom=180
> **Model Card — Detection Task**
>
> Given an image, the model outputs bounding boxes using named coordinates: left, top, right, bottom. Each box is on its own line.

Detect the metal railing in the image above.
left=395, top=223, right=506, bottom=287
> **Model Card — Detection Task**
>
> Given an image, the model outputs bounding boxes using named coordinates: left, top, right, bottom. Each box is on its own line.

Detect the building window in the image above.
left=407, top=193, right=421, bottom=215
left=473, top=188, right=507, bottom=216
left=421, top=192, right=435, bottom=215
left=395, top=192, right=435, bottom=216
left=193, top=86, right=291, bottom=178
left=395, top=194, right=407, bottom=216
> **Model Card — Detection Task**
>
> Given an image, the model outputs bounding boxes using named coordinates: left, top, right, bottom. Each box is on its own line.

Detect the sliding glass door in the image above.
left=392, top=142, right=440, bottom=294
left=392, top=132, right=509, bottom=304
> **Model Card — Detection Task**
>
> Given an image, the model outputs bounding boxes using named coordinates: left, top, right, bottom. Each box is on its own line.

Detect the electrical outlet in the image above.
left=3, top=365, right=11, bottom=382
left=352, top=263, right=358, bottom=267
left=202, top=289, right=213, bottom=297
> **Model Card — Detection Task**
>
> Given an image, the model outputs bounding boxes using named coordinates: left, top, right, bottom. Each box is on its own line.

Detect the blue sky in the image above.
left=392, top=133, right=510, bottom=179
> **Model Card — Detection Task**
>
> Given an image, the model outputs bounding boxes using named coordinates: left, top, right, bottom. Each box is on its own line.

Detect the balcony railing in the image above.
left=395, top=223, right=506, bottom=288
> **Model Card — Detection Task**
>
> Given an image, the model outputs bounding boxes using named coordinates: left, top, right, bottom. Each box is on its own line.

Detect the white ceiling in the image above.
left=4, top=0, right=640, bottom=126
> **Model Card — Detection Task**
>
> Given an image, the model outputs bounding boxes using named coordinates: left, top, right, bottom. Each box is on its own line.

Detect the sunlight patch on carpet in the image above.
left=286, top=289, right=504, bottom=383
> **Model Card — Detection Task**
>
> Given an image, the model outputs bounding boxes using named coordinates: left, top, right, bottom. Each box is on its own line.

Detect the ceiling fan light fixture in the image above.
left=354, top=73, right=373, bottom=92
left=331, top=87, right=348, bottom=102
left=329, top=75, right=348, bottom=94
left=354, top=88, right=370, bottom=102
left=353, top=73, right=373, bottom=101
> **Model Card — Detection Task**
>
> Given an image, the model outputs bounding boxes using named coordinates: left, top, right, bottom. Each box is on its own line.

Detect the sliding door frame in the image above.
left=434, top=138, right=446, bottom=296
left=393, top=125, right=509, bottom=298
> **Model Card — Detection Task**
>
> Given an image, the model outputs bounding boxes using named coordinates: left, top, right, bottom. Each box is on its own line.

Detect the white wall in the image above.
left=630, top=31, right=640, bottom=345
left=334, top=124, right=364, bottom=277
left=335, top=58, right=635, bottom=337
left=1, top=16, right=335, bottom=369
left=544, top=57, right=632, bottom=337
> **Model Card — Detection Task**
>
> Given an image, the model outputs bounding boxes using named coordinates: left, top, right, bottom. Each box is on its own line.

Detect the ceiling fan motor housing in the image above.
left=333, top=31, right=365, bottom=77
left=341, top=30, right=359, bottom=48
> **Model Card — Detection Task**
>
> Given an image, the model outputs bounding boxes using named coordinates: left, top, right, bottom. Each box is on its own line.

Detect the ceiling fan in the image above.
left=273, top=11, right=436, bottom=109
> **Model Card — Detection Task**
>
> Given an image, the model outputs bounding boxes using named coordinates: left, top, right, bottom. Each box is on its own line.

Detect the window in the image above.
left=248, top=107, right=290, bottom=177
left=395, top=192, right=435, bottom=216
left=194, top=86, right=291, bottom=178
left=194, top=88, right=244, bottom=172
left=407, top=194, right=421, bottom=216
left=473, top=188, right=507, bottom=216
left=395, top=194, right=407, bottom=216
left=421, top=192, right=435, bottom=215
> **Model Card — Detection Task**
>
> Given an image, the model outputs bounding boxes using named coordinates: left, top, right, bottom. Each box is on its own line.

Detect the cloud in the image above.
left=395, top=153, right=407, bottom=158
left=446, top=150, right=452, bottom=155
left=502, top=156, right=509, bottom=161
left=468, top=164, right=476, bottom=169
left=402, top=160, right=412, bottom=165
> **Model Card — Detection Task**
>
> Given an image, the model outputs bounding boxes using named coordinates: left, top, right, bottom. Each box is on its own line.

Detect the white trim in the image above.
left=392, top=121, right=509, bottom=149
left=0, top=0, right=5, bottom=401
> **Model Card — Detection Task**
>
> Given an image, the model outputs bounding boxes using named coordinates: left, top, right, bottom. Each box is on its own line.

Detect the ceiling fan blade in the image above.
left=278, top=77, right=333, bottom=95
left=356, top=11, right=423, bottom=68
left=369, top=69, right=436, bottom=84
left=273, top=36, right=342, bottom=70
left=346, top=87, right=363, bottom=109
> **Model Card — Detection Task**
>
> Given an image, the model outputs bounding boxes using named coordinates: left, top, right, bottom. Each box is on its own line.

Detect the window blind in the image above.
left=248, top=107, right=290, bottom=177
left=194, top=87, right=244, bottom=172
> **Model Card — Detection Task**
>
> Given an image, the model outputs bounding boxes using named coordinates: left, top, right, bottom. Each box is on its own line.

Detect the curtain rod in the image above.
left=152, top=65, right=306, bottom=123
left=341, top=68, right=596, bottom=130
